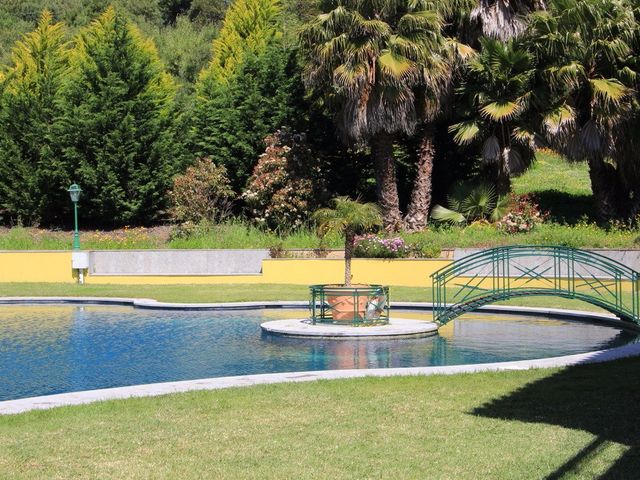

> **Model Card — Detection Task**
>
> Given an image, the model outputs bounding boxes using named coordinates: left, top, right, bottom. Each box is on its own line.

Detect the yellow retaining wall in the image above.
left=0, top=252, right=451, bottom=287
left=0, top=252, right=74, bottom=283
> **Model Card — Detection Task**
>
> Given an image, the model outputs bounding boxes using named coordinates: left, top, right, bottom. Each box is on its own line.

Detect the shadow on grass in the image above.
left=472, top=354, right=640, bottom=479
left=533, top=191, right=594, bottom=224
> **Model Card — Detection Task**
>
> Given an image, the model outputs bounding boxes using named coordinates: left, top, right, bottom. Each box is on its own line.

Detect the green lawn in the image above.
left=513, top=150, right=593, bottom=224
left=0, top=282, right=606, bottom=312
left=1, top=357, right=638, bottom=479
left=513, top=150, right=592, bottom=198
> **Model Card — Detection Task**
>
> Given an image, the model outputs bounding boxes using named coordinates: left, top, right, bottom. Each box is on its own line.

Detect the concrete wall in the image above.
left=79, top=258, right=450, bottom=287
left=453, top=248, right=640, bottom=279
left=90, top=249, right=270, bottom=275
left=454, top=248, right=640, bottom=270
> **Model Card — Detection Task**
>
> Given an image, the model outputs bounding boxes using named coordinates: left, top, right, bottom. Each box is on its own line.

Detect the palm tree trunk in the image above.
left=496, top=162, right=511, bottom=195
left=344, top=230, right=354, bottom=286
left=372, top=132, right=402, bottom=231
left=495, top=140, right=511, bottom=195
left=404, top=126, right=435, bottom=232
left=588, top=157, right=618, bottom=222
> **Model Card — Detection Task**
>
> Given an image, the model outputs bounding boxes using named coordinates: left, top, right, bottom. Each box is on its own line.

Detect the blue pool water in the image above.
left=0, top=305, right=636, bottom=401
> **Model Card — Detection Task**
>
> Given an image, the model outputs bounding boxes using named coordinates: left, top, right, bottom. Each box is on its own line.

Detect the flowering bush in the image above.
left=497, top=194, right=548, bottom=234
left=243, top=129, right=326, bottom=232
left=353, top=234, right=412, bottom=258
left=168, top=158, right=234, bottom=225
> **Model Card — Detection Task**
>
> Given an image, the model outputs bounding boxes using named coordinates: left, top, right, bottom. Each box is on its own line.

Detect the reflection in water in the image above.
left=0, top=306, right=636, bottom=401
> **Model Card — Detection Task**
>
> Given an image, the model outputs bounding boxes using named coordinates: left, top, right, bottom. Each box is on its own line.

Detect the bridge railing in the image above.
left=431, top=246, right=640, bottom=325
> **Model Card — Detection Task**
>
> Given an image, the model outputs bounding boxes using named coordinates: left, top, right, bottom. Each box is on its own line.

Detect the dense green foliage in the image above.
left=450, top=38, right=537, bottom=194
left=57, top=8, right=181, bottom=226
left=0, top=12, right=68, bottom=224
left=198, top=0, right=281, bottom=86
left=191, top=43, right=306, bottom=191
left=0, top=0, right=638, bottom=233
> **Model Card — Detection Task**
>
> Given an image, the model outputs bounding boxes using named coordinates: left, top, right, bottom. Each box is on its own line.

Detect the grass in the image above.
left=1, top=357, right=639, bottom=478
left=513, top=150, right=592, bottom=198
left=0, top=282, right=607, bottom=312
left=404, top=222, right=640, bottom=250
left=3, top=218, right=639, bottom=253
left=168, top=221, right=343, bottom=249
left=513, top=150, right=593, bottom=224
left=0, top=226, right=165, bottom=250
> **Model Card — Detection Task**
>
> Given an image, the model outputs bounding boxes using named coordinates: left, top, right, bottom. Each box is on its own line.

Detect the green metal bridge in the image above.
left=431, top=246, right=640, bottom=325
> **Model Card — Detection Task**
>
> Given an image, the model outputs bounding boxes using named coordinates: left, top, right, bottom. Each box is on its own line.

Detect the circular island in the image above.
left=260, top=317, right=439, bottom=338
left=261, top=284, right=439, bottom=338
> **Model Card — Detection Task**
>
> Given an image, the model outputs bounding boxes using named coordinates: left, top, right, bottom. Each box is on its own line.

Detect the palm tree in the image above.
left=313, top=197, right=382, bottom=286
left=403, top=0, right=544, bottom=230
left=470, top=0, right=546, bottom=41
left=300, top=0, right=446, bottom=231
left=528, top=0, right=638, bottom=220
left=449, top=37, right=537, bottom=194
left=402, top=4, right=467, bottom=231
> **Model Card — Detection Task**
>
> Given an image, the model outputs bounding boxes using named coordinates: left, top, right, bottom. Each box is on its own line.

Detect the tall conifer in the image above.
left=0, top=11, right=69, bottom=224
left=191, top=44, right=304, bottom=191
left=191, top=0, right=302, bottom=193
left=57, top=6, right=179, bottom=225
left=198, top=0, right=281, bottom=89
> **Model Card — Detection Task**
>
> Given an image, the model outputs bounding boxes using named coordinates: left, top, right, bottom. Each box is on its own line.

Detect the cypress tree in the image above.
left=57, top=6, right=179, bottom=226
left=198, top=0, right=281, bottom=89
left=0, top=11, right=69, bottom=225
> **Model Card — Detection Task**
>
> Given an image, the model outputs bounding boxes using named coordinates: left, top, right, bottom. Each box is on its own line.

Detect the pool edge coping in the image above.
left=0, top=297, right=639, bottom=415
left=2, top=342, right=639, bottom=415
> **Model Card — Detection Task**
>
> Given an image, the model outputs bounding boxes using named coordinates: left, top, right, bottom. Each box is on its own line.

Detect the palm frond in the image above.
left=490, top=194, right=510, bottom=222
left=431, top=204, right=466, bottom=224
left=589, top=78, right=629, bottom=106
left=542, top=104, right=575, bottom=136
left=446, top=38, right=477, bottom=62
left=482, top=135, right=501, bottom=163
left=377, top=52, right=419, bottom=83
left=449, top=121, right=480, bottom=145
left=580, top=120, right=603, bottom=153
left=313, top=196, right=382, bottom=237
left=461, top=183, right=497, bottom=221
left=479, top=101, right=521, bottom=121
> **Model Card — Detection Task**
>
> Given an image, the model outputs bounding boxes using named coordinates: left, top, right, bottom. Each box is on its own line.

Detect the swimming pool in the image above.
left=0, top=304, right=636, bottom=401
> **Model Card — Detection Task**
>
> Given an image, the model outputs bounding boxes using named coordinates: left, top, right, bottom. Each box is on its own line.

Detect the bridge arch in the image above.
left=431, top=246, right=640, bottom=325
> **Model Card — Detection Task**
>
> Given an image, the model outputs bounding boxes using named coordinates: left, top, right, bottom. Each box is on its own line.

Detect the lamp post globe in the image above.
left=67, top=184, right=82, bottom=250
